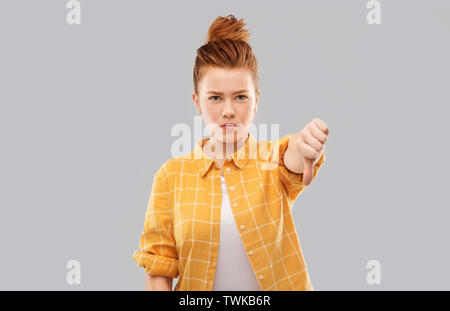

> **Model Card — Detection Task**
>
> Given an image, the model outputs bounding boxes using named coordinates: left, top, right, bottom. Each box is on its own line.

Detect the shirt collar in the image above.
left=193, top=133, right=258, bottom=178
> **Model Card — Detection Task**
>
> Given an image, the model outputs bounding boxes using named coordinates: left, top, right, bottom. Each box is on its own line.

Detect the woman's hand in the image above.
left=288, top=118, right=329, bottom=185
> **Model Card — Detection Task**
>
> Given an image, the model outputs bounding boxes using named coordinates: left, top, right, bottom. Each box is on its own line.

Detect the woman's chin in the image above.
left=215, top=131, right=244, bottom=143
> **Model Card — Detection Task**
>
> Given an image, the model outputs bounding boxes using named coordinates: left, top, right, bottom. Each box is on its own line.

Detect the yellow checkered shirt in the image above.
left=132, top=132, right=326, bottom=290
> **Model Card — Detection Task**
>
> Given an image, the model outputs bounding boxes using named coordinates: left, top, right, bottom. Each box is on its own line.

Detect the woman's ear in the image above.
left=255, top=88, right=261, bottom=113
left=193, top=92, right=201, bottom=115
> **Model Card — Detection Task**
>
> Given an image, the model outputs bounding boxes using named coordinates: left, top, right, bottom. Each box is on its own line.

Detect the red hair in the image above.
left=193, top=14, right=259, bottom=95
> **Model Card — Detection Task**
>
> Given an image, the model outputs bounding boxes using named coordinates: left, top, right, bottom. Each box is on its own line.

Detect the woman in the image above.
left=132, top=14, right=329, bottom=291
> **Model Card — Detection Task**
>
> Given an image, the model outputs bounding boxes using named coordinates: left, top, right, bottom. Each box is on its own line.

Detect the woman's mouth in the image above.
left=220, top=123, right=238, bottom=131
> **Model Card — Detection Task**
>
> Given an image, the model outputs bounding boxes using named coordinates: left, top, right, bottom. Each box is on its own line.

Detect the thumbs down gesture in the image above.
left=284, top=118, right=329, bottom=186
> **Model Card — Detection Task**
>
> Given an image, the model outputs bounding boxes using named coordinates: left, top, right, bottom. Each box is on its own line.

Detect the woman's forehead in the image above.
left=200, top=67, right=253, bottom=92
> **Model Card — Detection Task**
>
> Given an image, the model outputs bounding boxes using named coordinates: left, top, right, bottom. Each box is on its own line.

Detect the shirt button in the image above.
left=248, top=250, right=254, bottom=255
left=230, top=186, right=235, bottom=191
left=225, top=167, right=231, bottom=172
left=233, top=203, right=237, bottom=207
left=240, top=225, right=245, bottom=230
left=259, top=274, right=264, bottom=280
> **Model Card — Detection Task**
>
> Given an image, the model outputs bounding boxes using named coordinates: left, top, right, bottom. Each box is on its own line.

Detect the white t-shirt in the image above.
left=212, top=175, right=262, bottom=291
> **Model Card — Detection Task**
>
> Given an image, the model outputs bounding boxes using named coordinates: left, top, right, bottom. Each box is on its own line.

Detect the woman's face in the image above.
left=193, top=67, right=260, bottom=144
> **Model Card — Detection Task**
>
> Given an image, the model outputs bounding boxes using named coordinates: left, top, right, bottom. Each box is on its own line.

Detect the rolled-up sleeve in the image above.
left=132, top=164, right=179, bottom=278
left=276, top=134, right=326, bottom=203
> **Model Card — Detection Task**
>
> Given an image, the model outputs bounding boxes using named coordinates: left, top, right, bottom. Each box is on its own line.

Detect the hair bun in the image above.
left=206, top=14, right=250, bottom=44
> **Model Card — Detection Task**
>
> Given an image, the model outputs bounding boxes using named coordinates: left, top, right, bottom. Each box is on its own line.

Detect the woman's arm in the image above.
left=145, top=273, right=173, bottom=291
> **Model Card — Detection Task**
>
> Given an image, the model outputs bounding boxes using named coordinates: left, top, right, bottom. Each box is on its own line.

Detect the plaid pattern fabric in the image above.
left=132, top=132, right=326, bottom=290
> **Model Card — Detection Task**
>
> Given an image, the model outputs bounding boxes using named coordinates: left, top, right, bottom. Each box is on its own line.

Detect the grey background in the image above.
left=0, top=0, right=449, bottom=290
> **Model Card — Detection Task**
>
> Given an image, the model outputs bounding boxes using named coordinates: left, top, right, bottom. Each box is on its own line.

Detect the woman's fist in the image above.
left=290, top=118, right=329, bottom=185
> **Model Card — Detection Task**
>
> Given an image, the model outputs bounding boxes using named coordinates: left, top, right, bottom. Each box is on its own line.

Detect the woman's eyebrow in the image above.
left=206, top=89, right=250, bottom=95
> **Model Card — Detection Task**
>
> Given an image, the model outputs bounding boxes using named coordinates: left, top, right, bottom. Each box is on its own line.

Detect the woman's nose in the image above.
left=222, top=101, right=235, bottom=118
left=222, top=110, right=234, bottom=118
left=222, top=109, right=235, bottom=118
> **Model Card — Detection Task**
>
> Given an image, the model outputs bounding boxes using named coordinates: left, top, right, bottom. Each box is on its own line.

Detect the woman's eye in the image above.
left=209, top=96, right=220, bottom=102
left=208, top=95, right=247, bottom=101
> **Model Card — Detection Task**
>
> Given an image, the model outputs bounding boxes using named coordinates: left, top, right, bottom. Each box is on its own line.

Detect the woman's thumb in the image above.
left=302, top=157, right=314, bottom=186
